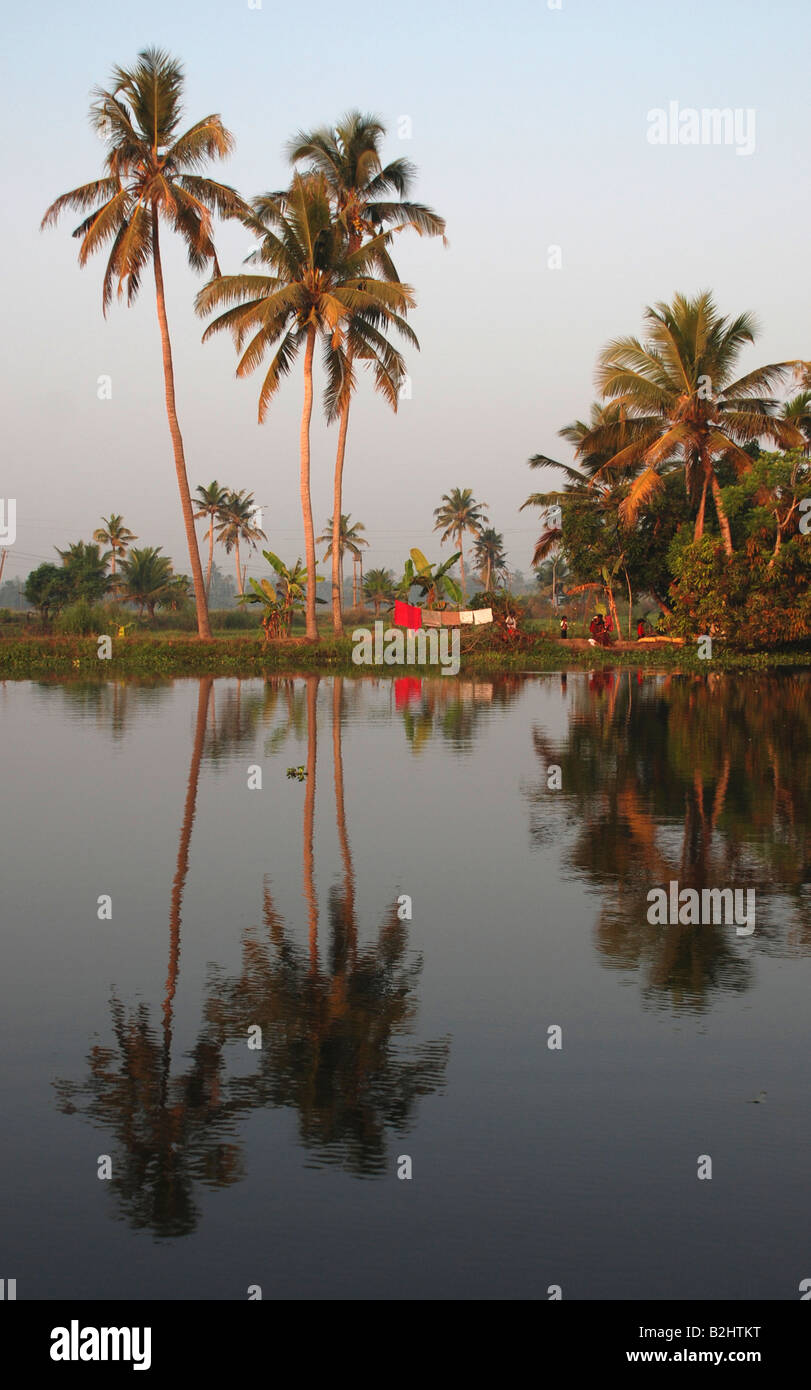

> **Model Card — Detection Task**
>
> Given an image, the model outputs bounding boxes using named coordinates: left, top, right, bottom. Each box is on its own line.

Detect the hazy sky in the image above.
left=3, top=0, right=810, bottom=585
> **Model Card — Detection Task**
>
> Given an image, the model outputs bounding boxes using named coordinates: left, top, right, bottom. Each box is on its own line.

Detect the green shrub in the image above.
left=469, top=589, right=527, bottom=620
left=216, top=608, right=256, bottom=630
left=149, top=609, right=198, bottom=632
left=668, top=535, right=811, bottom=649
left=100, top=602, right=129, bottom=625
left=55, top=600, right=108, bottom=635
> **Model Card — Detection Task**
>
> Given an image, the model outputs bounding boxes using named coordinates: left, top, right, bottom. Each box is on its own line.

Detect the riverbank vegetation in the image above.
left=2, top=632, right=808, bottom=681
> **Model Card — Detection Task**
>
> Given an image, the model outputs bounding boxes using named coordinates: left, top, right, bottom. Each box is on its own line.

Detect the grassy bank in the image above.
left=2, top=633, right=810, bottom=680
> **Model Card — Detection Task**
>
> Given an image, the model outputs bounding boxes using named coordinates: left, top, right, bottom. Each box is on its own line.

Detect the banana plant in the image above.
left=240, top=550, right=324, bottom=636
left=396, top=548, right=463, bottom=610
left=239, top=576, right=285, bottom=639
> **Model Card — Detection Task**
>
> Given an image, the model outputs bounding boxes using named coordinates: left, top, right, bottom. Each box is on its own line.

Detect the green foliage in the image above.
left=93, top=515, right=137, bottom=567
left=41, top=47, right=246, bottom=311
left=148, top=609, right=198, bottom=632
left=24, top=564, right=74, bottom=620
left=118, top=547, right=176, bottom=619
left=55, top=600, right=108, bottom=635
left=530, top=390, right=811, bottom=644
left=3, top=633, right=807, bottom=683
left=215, top=489, right=266, bottom=565
left=216, top=608, right=256, bottom=630
left=469, top=589, right=525, bottom=619
left=668, top=535, right=811, bottom=648
left=195, top=174, right=415, bottom=420
left=240, top=550, right=325, bottom=637
left=56, top=541, right=112, bottom=603
left=620, top=472, right=693, bottom=605
left=434, top=490, right=489, bottom=547
left=472, top=527, right=508, bottom=590
left=586, top=291, right=803, bottom=539
left=318, top=514, right=368, bottom=563
left=397, top=548, right=463, bottom=608
left=363, top=567, right=395, bottom=616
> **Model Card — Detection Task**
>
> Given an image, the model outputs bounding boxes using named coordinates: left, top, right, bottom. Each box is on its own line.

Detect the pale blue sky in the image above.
left=3, top=0, right=810, bottom=583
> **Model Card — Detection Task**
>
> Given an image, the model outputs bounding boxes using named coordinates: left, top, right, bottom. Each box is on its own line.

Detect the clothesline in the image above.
left=393, top=600, right=494, bottom=628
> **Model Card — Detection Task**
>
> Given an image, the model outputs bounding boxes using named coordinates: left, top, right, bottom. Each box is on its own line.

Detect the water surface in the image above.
left=1, top=670, right=808, bottom=1299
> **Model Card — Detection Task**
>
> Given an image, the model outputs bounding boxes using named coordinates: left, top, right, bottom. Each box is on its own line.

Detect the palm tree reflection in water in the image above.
left=55, top=676, right=449, bottom=1237
left=528, top=670, right=811, bottom=1010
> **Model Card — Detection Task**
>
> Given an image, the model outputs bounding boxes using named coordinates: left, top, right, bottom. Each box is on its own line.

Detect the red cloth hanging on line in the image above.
left=393, top=600, right=423, bottom=629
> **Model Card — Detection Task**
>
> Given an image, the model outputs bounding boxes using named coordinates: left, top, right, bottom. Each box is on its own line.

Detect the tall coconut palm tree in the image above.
left=93, top=514, right=137, bottom=589
left=581, top=292, right=804, bottom=556
left=42, top=47, right=248, bottom=639
left=318, top=513, right=368, bottom=612
left=118, top=545, right=175, bottom=619
left=215, top=489, right=266, bottom=595
left=433, top=488, right=489, bottom=599
left=196, top=172, right=413, bottom=641
left=288, top=114, right=444, bottom=634
left=473, top=527, right=508, bottom=593
left=193, top=481, right=230, bottom=596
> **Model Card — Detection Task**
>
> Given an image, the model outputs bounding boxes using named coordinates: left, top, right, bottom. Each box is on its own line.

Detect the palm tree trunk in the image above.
left=352, top=557, right=358, bottom=608
left=300, top=325, right=319, bottom=641
left=458, top=531, right=467, bottom=599
left=205, top=520, right=214, bottom=598
left=331, top=398, right=351, bottom=635
left=769, top=516, right=784, bottom=569
left=624, top=567, right=633, bottom=638
left=710, top=472, right=734, bottom=557
left=151, top=210, right=212, bottom=640
left=235, top=536, right=243, bottom=595
left=694, top=469, right=709, bottom=543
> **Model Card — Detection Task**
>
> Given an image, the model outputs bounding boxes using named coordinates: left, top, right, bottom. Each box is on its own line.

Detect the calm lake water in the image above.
left=1, top=670, right=809, bottom=1300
